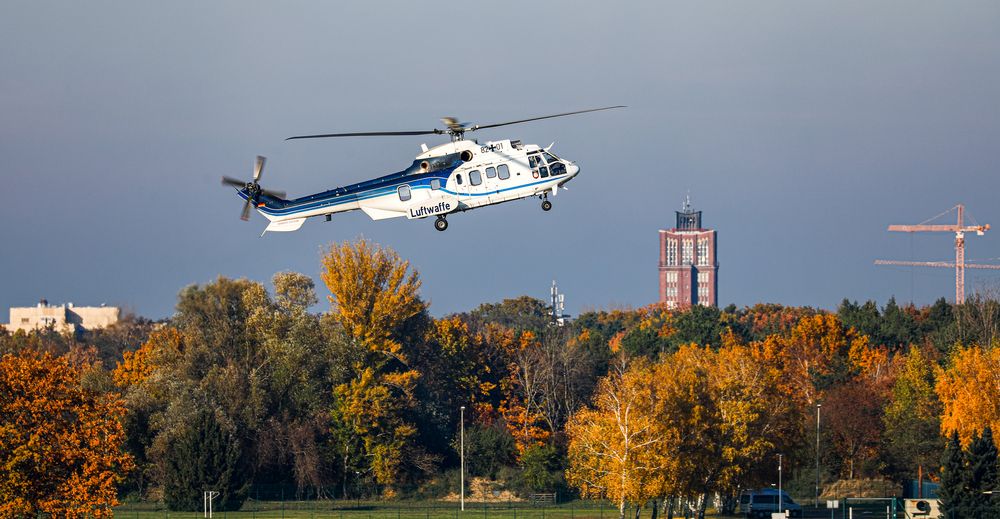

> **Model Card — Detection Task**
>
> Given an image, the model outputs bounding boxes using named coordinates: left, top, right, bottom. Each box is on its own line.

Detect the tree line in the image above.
left=1, top=239, right=999, bottom=517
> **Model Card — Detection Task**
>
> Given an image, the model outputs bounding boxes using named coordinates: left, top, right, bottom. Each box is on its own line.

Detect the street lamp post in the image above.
left=461, top=406, right=465, bottom=512
left=816, top=403, right=822, bottom=508
left=778, top=453, right=783, bottom=512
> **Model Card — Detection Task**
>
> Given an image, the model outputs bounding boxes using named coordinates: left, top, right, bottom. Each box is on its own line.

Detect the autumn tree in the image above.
left=321, top=239, right=430, bottom=493
left=566, top=359, right=663, bottom=519
left=936, top=345, right=1000, bottom=447
left=882, top=346, right=942, bottom=481
left=0, top=352, right=133, bottom=518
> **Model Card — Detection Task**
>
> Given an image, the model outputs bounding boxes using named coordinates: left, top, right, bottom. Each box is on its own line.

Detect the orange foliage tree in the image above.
left=0, top=352, right=133, bottom=518
left=936, top=345, right=1000, bottom=447
left=499, top=330, right=551, bottom=453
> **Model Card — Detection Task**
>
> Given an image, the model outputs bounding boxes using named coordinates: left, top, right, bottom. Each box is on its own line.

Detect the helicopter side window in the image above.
left=397, top=184, right=412, bottom=201
left=539, top=166, right=549, bottom=178
left=497, top=164, right=510, bottom=180
left=430, top=178, right=441, bottom=190
left=456, top=174, right=463, bottom=185
left=470, top=170, right=482, bottom=186
left=485, top=167, right=496, bottom=179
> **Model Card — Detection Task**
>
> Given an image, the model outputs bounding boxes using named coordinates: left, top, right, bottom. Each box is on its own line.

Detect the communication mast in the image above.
left=550, top=280, right=569, bottom=326
left=875, top=204, right=992, bottom=304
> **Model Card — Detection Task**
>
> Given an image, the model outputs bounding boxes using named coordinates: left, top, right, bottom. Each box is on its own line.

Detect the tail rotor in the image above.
left=221, top=155, right=286, bottom=221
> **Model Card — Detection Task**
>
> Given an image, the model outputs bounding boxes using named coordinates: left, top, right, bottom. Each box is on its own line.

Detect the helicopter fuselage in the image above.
left=237, top=138, right=580, bottom=233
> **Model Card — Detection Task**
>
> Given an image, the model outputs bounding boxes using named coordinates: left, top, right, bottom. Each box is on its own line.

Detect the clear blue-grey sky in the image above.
left=2, top=1, right=1000, bottom=319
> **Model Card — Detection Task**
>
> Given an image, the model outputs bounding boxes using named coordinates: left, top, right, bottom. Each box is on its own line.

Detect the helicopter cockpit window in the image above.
left=485, top=167, right=497, bottom=179
left=497, top=164, right=510, bottom=180
left=397, top=184, right=412, bottom=201
left=470, top=170, right=483, bottom=186
left=528, top=154, right=541, bottom=168
left=430, top=179, right=441, bottom=190
left=544, top=152, right=567, bottom=176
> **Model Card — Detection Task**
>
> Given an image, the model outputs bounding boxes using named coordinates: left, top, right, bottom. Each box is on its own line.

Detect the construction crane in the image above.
left=875, top=204, right=991, bottom=304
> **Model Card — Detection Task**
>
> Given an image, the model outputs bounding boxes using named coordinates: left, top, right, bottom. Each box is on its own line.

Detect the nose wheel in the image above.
left=434, top=216, right=449, bottom=231
left=541, top=200, right=552, bottom=211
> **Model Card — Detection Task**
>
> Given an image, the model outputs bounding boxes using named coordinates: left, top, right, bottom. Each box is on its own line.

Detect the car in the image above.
left=739, top=489, right=803, bottom=518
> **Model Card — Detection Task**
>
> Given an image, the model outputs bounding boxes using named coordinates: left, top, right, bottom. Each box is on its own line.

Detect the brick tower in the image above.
left=658, top=197, right=718, bottom=307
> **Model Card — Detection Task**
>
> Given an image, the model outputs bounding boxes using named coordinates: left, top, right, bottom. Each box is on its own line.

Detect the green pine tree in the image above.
left=966, top=427, right=999, bottom=519
left=939, top=431, right=967, bottom=519
left=163, top=408, right=249, bottom=511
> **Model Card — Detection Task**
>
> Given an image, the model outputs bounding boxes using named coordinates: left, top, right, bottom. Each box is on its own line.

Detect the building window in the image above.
left=20, top=318, right=29, bottom=324
left=498, top=164, right=510, bottom=180
left=666, top=271, right=678, bottom=283
left=397, top=184, right=412, bottom=201
left=667, top=238, right=677, bottom=266
left=698, top=237, right=710, bottom=266
left=682, top=240, right=693, bottom=265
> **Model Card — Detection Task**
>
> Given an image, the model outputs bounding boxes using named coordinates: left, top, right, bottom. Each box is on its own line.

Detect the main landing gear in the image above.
left=541, top=199, right=552, bottom=211
left=434, top=216, right=449, bottom=231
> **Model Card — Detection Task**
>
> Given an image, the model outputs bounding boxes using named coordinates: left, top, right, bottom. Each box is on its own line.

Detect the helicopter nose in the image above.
left=567, top=162, right=580, bottom=176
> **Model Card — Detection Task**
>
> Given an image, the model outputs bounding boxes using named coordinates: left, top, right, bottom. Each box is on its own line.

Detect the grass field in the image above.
left=112, top=500, right=713, bottom=519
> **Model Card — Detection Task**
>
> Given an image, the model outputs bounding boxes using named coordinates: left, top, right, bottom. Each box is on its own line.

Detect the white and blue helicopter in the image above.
left=222, top=106, right=623, bottom=233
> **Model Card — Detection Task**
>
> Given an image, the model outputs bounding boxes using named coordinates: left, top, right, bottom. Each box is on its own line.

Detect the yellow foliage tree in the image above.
left=566, top=359, right=664, bottom=519
left=936, top=345, right=1000, bottom=447
left=321, top=239, right=426, bottom=492
left=321, top=238, right=426, bottom=363
left=0, top=352, right=133, bottom=518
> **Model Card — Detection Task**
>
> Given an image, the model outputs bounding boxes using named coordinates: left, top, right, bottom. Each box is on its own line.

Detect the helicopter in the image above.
left=222, top=106, right=624, bottom=233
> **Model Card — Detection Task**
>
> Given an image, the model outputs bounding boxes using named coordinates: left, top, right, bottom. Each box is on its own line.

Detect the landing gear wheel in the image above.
left=541, top=200, right=552, bottom=211
left=434, top=216, right=448, bottom=231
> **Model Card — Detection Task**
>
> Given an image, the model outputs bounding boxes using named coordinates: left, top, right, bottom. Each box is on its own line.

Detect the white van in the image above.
left=739, top=489, right=803, bottom=518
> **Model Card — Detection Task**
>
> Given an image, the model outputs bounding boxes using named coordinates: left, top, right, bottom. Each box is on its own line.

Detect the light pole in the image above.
left=778, top=453, right=783, bottom=512
left=460, top=405, right=465, bottom=512
left=816, top=403, right=822, bottom=508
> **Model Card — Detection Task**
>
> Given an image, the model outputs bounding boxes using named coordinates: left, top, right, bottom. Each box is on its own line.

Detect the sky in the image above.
left=2, top=1, right=1000, bottom=320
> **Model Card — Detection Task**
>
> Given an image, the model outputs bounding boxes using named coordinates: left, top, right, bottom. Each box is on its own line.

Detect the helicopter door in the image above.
left=483, top=166, right=500, bottom=203
left=468, top=169, right=487, bottom=208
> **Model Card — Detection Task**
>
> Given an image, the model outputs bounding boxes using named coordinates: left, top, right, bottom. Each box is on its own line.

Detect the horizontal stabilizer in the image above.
left=262, top=218, right=306, bottom=235
left=360, top=205, right=406, bottom=221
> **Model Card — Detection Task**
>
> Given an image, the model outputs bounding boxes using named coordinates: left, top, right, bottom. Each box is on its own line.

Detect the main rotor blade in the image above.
left=222, top=176, right=246, bottom=188
left=253, top=155, right=266, bottom=181
left=286, top=129, right=443, bottom=141
left=468, top=106, right=626, bottom=132
left=240, top=199, right=252, bottom=221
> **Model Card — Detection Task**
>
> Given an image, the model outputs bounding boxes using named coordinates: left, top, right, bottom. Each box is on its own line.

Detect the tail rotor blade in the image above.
left=240, top=199, right=252, bottom=221
left=261, top=188, right=286, bottom=199
left=253, top=155, right=266, bottom=182
left=222, top=176, right=246, bottom=188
